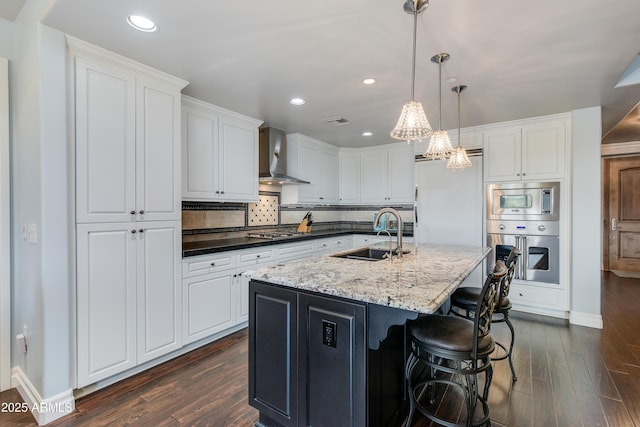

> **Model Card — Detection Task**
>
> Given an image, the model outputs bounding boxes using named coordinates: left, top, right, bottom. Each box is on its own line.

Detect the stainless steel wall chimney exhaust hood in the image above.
left=259, top=128, right=310, bottom=185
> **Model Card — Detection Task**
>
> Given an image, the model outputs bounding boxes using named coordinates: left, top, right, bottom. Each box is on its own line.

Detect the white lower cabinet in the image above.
left=77, top=221, right=181, bottom=387
left=182, top=269, right=235, bottom=344
left=182, top=247, right=277, bottom=344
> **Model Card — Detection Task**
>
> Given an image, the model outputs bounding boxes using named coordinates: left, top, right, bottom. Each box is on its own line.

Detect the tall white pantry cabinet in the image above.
left=69, top=37, right=189, bottom=387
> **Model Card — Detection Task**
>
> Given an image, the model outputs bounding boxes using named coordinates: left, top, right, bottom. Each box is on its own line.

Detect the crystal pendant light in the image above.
left=424, top=53, right=454, bottom=159
left=447, top=85, right=472, bottom=170
left=390, top=0, right=432, bottom=142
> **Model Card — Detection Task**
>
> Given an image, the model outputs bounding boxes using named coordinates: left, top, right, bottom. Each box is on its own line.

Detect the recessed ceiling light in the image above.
left=127, top=15, right=157, bottom=32
left=447, top=76, right=458, bottom=84
left=363, top=78, right=376, bottom=85
left=289, top=98, right=306, bottom=106
left=362, top=132, right=373, bottom=137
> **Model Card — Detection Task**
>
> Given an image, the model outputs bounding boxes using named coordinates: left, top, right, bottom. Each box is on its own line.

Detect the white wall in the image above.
left=0, top=18, right=14, bottom=58
left=570, top=107, right=603, bottom=328
left=11, top=0, right=72, bottom=412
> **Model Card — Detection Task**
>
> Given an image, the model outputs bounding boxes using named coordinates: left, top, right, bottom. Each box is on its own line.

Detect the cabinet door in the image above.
left=298, top=293, right=366, bottom=427
left=75, top=58, right=136, bottom=223
left=318, top=149, right=339, bottom=203
left=182, top=109, right=217, bottom=200
left=235, top=271, right=250, bottom=324
left=136, top=221, right=181, bottom=362
left=361, top=149, right=388, bottom=203
left=218, top=115, right=259, bottom=201
left=387, top=145, right=414, bottom=203
left=339, top=151, right=361, bottom=204
left=484, top=126, right=522, bottom=182
left=296, top=143, right=320, bottom=202
left=137, top=78, right=182, bottom=221
left=77, top=223, right=137, bottom=387
left=521, top=120, right=566, bottom=180
left=182, top=270, right=234, bottom=344
left=249, top=281, right=299, bottom=427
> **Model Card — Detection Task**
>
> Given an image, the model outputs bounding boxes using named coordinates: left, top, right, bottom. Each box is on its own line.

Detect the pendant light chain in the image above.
left=410, top=1, right=418, bottom=101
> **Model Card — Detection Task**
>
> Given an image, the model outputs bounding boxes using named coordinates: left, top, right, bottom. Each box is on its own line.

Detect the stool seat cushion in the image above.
left=451, top=287, right=511, bottom=310
left=410, top=315, right=494, bottom=354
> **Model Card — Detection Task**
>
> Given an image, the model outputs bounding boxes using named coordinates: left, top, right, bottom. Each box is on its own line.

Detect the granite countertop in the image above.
left=247, top=243, right=491, bottom=314
left=182, top=230, right=397, bottom=257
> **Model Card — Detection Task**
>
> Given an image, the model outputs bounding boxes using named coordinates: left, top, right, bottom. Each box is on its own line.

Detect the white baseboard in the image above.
left=569, top=311, right=603, bottom=329
left=511, top=304, right=569, bottom=320
left=11, top=367, right=75, bottom=425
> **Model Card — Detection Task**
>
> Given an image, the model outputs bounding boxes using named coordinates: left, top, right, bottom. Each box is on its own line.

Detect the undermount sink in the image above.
left=332, top=247, right=410, bottom=261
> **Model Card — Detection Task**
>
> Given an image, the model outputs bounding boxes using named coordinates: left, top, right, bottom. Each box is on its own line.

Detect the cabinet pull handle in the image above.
left=139, top=210, right=144, bottom=214
left=130, top=210, right=136, bottom=215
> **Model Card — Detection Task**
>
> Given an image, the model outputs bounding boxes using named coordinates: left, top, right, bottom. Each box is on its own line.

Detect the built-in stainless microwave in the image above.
left=487, top=182, right=559, bottom=221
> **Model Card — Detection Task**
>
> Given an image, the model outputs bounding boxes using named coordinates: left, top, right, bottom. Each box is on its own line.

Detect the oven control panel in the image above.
left=486, top=220, right=559, bottom=236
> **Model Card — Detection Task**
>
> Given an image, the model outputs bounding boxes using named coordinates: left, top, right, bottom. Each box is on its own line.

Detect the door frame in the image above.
left=601, top=143, right=640, bottom=271
left=1, top=57, right=11, bottom=391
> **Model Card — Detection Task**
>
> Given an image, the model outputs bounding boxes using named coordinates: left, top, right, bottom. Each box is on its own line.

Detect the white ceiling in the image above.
left=6, top=0, right=640, bottom=147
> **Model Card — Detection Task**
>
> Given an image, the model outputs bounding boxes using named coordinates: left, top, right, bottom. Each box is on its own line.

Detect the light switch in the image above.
left=26, top=223, right=37, bottom=243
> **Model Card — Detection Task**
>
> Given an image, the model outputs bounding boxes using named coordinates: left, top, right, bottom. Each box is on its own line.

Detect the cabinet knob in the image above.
left=130, top=210, right=136, bottom=215
left=139, top=210, right=144, bottom=214
left=256, top=254, right=261, bottom=258
left=519, top=293, right=523, bottom=297
left=319, top=197, right=324, bottom=200
left=131, top=229, right=137, bottom=234
left=210, top=262, right=215, bottom=267
left=522, top=172, right=527, bottom=176
left=221, top=191, right=225, bottom=194
left=215, top=191, right=220, bottom=194
left=139, top=229, right=144, bottom=233
left=516, top=173, right=521, bottom=177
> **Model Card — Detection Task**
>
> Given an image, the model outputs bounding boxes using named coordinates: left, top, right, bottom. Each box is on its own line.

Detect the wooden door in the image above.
left=609, top=156, right=640, bottom=271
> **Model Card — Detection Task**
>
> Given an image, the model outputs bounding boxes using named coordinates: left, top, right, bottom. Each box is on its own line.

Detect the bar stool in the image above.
left=449, top=247, right=520, bottom=381
left=405, top=261, right=507, bottom=427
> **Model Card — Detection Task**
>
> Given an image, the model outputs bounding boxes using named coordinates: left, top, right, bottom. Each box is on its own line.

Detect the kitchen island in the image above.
left=247, top=243, right=491, bottom=427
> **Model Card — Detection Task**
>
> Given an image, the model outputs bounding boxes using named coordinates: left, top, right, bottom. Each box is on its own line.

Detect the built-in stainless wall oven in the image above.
left=486, top=182, right=560, bottom=285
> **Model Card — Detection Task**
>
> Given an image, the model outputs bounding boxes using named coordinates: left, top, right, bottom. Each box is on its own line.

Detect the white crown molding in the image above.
left=66, top=35, right=188, bottom=90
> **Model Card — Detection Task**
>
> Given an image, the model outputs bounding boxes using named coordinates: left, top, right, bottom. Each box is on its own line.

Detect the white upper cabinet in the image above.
left=72, top=39, right=186, bottom=223
left=182, top=96, right=262, bottom=202
left=281, top=133, right=339, bottom=204
left=484, top=116, right=567, bottom=182
left=360, top=144, right=414, bottom=204
left=339, top=150, right=361, bottom=204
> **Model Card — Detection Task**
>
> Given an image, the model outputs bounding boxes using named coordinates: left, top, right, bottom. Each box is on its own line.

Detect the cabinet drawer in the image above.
left=183, top=253, right=235, bottom=278
left=277, top=241, right=316, bottom=261
left=509, top=283, right=560, bottom=308
left=316, top=237, right=352, bottom=253
left=238, top=248, right=275, bottom=266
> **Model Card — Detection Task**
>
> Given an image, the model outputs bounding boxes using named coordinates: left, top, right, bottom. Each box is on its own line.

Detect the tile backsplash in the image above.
left=247, top=193, right=280, bottom=227
left=182, top=192, right=413, bottom=242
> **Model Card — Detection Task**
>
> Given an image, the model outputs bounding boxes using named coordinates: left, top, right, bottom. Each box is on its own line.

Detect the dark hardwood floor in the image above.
left=2, top=271, right=640, bottom=426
